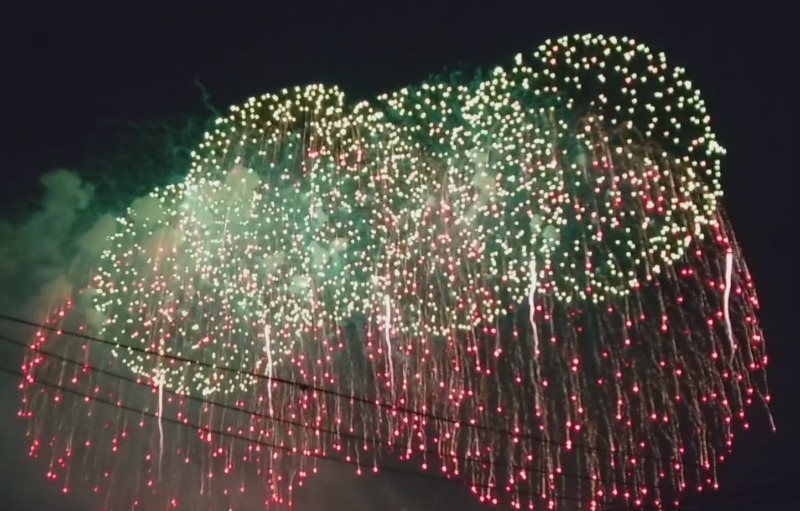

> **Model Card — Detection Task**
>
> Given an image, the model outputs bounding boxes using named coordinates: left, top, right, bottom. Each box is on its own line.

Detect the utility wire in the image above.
left=0, top=312, right=568, bottom=447
left=10, top=351, right=795, bottom=511
left=0, top=362, right=622, bottom=509
left=0, top=311, right=787, bottom=482
left=1, top=331, right=612, bottom=489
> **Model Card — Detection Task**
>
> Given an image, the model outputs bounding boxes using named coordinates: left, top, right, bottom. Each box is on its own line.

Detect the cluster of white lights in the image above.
left=21, top=35, right=771, bottom=511
left=94, top=34, right=724, bottom=395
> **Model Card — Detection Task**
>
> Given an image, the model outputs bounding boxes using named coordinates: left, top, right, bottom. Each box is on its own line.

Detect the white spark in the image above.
left=264, top=324, right=274, bottom=415
left=154, top=368, right=165, bottom=477
left=384, top=295, right=395, bottom=390
left=723, top=251, right=736, bottom=360
left=528, top=254, right=540, bottom=358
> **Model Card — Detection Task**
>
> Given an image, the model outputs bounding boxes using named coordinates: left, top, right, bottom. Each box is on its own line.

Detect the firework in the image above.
left=18, top=34, right=769, bottom=510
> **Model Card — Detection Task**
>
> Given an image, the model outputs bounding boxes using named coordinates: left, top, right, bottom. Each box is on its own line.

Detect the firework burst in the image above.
left=17, top=34, right=769, bottom=510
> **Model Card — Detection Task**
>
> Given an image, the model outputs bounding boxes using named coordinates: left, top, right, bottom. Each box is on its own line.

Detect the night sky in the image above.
left=1, top=1, right=797, bottom=510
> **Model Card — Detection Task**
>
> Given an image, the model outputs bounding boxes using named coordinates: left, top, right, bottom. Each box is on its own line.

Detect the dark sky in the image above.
left=1, top=0, right=798, bottom=510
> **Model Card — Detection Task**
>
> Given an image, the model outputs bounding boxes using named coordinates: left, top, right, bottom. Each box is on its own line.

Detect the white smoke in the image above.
left=0, top=169, right=116, bottom=315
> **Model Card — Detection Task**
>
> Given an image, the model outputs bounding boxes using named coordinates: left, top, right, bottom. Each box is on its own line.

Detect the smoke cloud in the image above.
left=0, top=165, right=444, bottom=510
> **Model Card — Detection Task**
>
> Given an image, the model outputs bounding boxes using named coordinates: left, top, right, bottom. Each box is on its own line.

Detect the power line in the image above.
left=0, top=311, right=786, bottom=482
left=0, top=362, right=619, bottom=509
left=0, top=331, right=609, bottom=489
left=0, top=312, right=563, bottom=446
left=10, top=352, right=796, bottom=511
left=3, top=312, right=793, bottom=509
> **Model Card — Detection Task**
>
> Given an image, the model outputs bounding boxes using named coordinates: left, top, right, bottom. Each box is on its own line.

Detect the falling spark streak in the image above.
left=528, top=254, right=540, bottom=358
left=264, top=324, right=274, bottom=415
left=723, top=251, right=735, bottom=359
left=154, top=369, right=165, bottom=477
left=528, top=249, right=544, bottom=417
left=384, top=295, right=394, bottom=391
